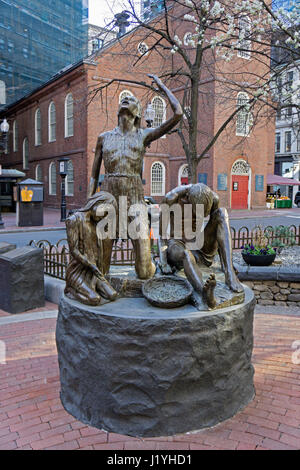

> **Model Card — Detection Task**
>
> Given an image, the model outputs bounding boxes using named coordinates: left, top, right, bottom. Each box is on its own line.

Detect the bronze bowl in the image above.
left=142, top=275, right=193, bottom=309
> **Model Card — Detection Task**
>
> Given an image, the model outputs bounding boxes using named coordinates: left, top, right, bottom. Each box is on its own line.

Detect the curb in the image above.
left=0, top=226, right=66, bottom=234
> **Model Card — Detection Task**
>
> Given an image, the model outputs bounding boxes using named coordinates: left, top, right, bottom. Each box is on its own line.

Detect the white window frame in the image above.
left=64, top=93, right=74, bottom=138
left=35, top=108, right=42, bottom=146
left=119, top=90, right=134, bottom=103
left=237, top=16, right=251, bottom=60
left=151, top=161, right=165, bottom=196
left=151, top=95, right=166, bottom=128
left=137, top=41, right=149, bottom=56
left=65, top=160, right=74, bottom=196
left=236, top=92, right=251, bottom=137
left=48, top=101, right=56, bottom=142
left=49, top=162, right=57, bottom=195
left=13, top=120, right=18, bottom=152
left=22, top=137, right=29, bottom=169
left=178, top=164, right=189, bottom=186
left=35, top=164, right=42, bottom=182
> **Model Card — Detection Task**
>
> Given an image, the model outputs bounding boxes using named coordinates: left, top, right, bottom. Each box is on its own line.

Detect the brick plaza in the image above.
left=0, top=304, right=299, bottom=451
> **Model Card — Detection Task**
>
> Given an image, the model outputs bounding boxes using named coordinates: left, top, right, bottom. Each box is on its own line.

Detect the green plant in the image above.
left=264, top=226, right=296, bottom=253
left=241, top=225, right=276, bottom=256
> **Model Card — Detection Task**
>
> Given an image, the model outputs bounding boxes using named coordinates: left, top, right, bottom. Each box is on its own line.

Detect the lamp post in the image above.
left=0, top=119, right=10, bottom=229
left=58, top=157, right=69, bottom=222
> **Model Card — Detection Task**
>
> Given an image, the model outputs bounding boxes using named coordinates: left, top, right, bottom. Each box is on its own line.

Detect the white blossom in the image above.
left=184, top=14, right=197, bottom=22
left=210, top=1, right=224, bottom=18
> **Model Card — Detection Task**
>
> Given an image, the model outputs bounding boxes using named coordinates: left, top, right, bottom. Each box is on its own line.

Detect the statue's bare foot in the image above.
left=98, top=280, right=118, bottom=301
left=225, top=270, right=244, bottom=293
left=203, top=273, right=217, bottom=309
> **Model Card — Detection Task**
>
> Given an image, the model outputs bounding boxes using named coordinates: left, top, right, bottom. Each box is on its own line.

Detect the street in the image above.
left=0, top=209, right=299, bottom=247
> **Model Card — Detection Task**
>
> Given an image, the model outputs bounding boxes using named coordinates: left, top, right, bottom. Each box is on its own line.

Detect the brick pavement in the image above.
left=0, top=308, right=299, bottom=450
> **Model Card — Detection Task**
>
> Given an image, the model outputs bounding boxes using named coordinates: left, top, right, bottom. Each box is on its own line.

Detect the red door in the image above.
left=231, top=175, right=249, bottom=209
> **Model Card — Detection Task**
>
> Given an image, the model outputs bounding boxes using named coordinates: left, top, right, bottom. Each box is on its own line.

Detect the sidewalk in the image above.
left=1, top=206, right=299, bottom=233
left=0, top=209, right=65, bottom=233
left=0, top=302, right=299, bottom=450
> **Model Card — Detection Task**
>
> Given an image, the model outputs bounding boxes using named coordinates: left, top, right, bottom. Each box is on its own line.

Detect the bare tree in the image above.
left=89, top=0, right=300, bottom=183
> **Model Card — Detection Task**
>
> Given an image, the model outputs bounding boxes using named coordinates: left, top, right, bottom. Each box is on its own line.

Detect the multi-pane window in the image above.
left=236, top=92, right=251, bottom=136
left=275, top=133, right=281, bottom=153
left=35, top=108, right=42, bottom=145
left=237, top=16, right=251, bottom=59
left=66, top=160, right=74, bottom=196
left=49, top=162, right=57, bottom=195
left=65, top=93, right=74, bottom=137
left=152, top=96, right=166, bottom=127
left=151, top=162, right=165, bottom=196
left=48, top=101, right=56, bottom=142
left=23, top=137, right=29, bottom=169
left=13, top=120, right=18, bottom=152
left=119, top=90, right=133, bottom=103
left=35, top=164, right=43, bottom=182
left=285, top=131, right=292, bottom=153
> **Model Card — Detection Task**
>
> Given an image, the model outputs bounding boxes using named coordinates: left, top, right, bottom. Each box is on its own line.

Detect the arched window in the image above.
left=0, top=80, right=6, bottom=104
left=178, top=164, right=189, bottom=185
left=35, top=164, right=43, bottom=182
left=48, top=101, right=56, bottom=142
left=35, top=108, right=42, bottom=145
left=237, top=16, right=251, bottom=59
left=151, top=96, right=166, bottom=127
left=13, top=120, right=18, bottom=152
left=22, top=137, right=29, bottom=169
left=66, top=160, right=74, bottom=196
left=231, top=159, right=250, bottom=175
left=49, top=162, right=57, bottom=195
left=236, top=92, right=251, bottom=137
left=65, top=93, right=74, bottom=137
left=119, top=90, right=134, bottom=103
left=151, top=161, right=165, bottom=196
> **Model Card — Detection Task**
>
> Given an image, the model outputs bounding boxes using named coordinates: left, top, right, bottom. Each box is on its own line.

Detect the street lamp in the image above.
left=58, top=157, right=69, bottom=222
left=144, top=103, right=155, bottom=128
left=0, top=119, right=10, bottom=229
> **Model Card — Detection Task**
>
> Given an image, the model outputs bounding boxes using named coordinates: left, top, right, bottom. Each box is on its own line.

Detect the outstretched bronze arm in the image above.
left=144, top=74, right=183, bottom=147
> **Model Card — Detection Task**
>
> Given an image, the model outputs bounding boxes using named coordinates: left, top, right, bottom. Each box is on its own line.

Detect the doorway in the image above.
left=231, top=160, right=250, bottom=210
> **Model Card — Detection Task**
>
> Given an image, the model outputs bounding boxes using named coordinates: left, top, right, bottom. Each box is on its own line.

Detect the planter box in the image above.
left=242, top=253, right=276, bottom=267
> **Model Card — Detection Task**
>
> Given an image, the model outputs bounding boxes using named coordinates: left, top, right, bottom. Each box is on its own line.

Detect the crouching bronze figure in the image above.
left=64, top=192, right=118, bottom=306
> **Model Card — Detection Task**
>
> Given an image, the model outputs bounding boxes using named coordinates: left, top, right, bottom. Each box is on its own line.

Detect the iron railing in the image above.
left=30, top=224, right=300, bottom=280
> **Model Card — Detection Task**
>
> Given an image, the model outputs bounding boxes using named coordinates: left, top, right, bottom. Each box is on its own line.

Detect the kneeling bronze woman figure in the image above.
left=64, top=192, right=118, bottom=306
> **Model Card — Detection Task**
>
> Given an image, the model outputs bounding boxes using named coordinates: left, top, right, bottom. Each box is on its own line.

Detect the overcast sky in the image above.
left=89, top=0, right=140, bottom=27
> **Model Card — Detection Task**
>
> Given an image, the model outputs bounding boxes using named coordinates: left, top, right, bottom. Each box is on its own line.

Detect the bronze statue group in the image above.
left=65, top=75, right=243, bottom=310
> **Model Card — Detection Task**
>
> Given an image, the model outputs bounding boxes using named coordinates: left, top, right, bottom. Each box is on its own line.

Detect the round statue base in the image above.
left=56, top=287, right=255, bottom=437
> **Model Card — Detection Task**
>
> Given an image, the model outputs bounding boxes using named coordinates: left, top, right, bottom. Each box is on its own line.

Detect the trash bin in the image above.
left=17, top=178, right=44, bottom=227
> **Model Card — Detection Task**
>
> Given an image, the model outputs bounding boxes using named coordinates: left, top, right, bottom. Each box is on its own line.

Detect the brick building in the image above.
left=0, top=7, right=275, bottom=212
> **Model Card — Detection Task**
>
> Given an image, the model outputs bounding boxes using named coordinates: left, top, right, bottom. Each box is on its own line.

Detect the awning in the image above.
left=267, top=174, right=300, bottom=186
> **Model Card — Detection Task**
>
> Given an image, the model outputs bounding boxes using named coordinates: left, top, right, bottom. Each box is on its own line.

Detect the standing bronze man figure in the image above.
left=88, top=75, right=183, bottom=280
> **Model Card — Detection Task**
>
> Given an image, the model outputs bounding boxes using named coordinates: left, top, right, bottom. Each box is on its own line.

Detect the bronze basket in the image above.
left=142, top=275, right=193, bottom=309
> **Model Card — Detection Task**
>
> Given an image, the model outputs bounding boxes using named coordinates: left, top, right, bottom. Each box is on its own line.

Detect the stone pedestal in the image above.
left=0, top=246, right=45, bottom=313
left=56, top=286, right=255, bottom=438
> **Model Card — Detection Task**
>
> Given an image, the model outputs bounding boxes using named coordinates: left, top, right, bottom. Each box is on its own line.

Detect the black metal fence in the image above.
left=30, top=224, right=300, bottom=280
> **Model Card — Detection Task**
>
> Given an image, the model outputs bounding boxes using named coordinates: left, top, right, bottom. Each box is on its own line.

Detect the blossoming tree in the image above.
left=91, top=0, right=300, bottom=183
